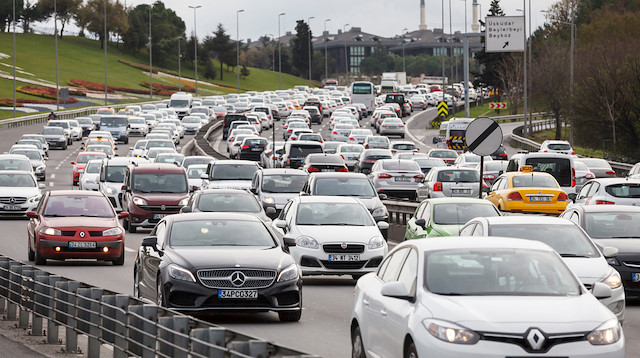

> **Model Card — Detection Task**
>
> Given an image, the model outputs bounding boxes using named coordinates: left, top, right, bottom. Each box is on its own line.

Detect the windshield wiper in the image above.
left=559, top=253, right=591, bottom=258
left=607, top=236, right=640, bottom=239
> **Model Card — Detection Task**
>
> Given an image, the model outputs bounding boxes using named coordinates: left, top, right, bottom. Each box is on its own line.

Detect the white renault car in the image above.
left=272, top=196, right=389, bottom=279
left=351, top=237, right=625, bottom=358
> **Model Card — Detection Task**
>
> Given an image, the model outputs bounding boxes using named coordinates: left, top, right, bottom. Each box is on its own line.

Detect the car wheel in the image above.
left=112, top=247, right=125, bottom=266
left=133, top=268, right=141, bottom=298
left=28, top=239, right=35, bottom=261
left=128, top=222, right=137, bottom=234
left=73, top=180, right=78, bottom=186
left=124, top=137, right=129, bottom=144
left=278, top=309, right=301, bottom=322
left=351, top=325, right=366, bottom=358
left=34, top=243, right=46, bottom=265
left=405, top=341, right=418, bottom=358
left=63, top=143, right=68, bottom=150
left=156, top=276, right=166, bottom=307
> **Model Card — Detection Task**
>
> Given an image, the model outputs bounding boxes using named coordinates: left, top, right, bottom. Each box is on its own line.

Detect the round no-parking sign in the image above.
left=465, top=117, right=503, bottom=156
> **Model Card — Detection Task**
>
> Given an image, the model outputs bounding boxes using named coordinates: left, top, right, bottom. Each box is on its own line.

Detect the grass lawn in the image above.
left=0, top=78, right=44, bottom=100
left=531, top=128, right=604, bottom=158
left=452, top=101, right=522, bottom=119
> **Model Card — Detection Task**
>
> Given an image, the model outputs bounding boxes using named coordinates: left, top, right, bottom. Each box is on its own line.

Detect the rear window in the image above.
left=392, top=143, right=416, bottom=150
left=525, top=158, right=572, bottom=187
left=605, top=183, right=640, bottom=198
left=433, top=203, right=499, bottom=225
left=210, top=164, right=257, bottom=180
left=485, top=161, right=509, bottom=171
left=244, top=138, right=267, bottom=146
left=289, top=145, right=323, bottom=157
left=511, top=175, right=559, bottom=188
left=368, top=137, right=388, bottom=143
left=381, top=160, right=420, bottom=171
left=436, top=170, right=479, bottom=183
left=429, top=150, right=457, bottom=158
left=579, top=158, right=612, bottom=170
left=313, top=178, right=376, bottom=197
left=449, top=129, right=465, bottom=137
left=307, top=154, right=343, bottom=164
left=547, top=143, right=571, bottom=150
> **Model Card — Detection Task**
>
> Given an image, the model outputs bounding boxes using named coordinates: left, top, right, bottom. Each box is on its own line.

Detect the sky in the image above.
left=120, top=0, right=559, bottom=42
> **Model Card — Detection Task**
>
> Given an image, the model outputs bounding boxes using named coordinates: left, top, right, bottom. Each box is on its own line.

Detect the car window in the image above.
left=197, top=193, right=261, bottom=213
left=604, top=183, right=640, bottom=198
left=568, top=211, right=580, bottom=225
left=472, top=224, right=484, bottom=236
left=43, top=195, right=114, bottom=218
left=153, top=221, right=167, bottom=248
left=577, top=183, right=592, bottom=200
left=432, top=203, right=499, bottom=225
left=380, top=248, right=409, bottom=283
left=312, top=178, right=375, bottom=197
left=133, top=173, right=187, bottom=193
left=459, top=223, right=476, bottom=236
left=511, top=175, right=558, bottom=188
left=488, top=224, right=599, bottom=258
left=587, top=182, right=600, bottom=197
left=169, top=219, right=276, bottom=247
left=396, top=249, right=418, bottom=294
left=584, top=212, right=640, bottom=238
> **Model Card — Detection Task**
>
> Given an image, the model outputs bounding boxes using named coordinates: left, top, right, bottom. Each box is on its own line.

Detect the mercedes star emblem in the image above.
left=79, top=231, right=85, bottom=238
left=230, top=271, right=246, bottom=287
left=526, top=328, right=546, bottom=351
left=9, top=197, right=15, bottom=204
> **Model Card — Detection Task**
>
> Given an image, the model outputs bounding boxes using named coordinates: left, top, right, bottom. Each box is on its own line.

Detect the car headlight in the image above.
left=132, top=197, right=148, bottom=206
left=36, top=165, right=46, bottom=172
left=372, top=207, right=387, bottom=217
left=27, top=195, right=41, bottom=203
left=606, top=257, right=620, bottom=266
left=277, top=263, right=299, bottom=282
left=263, top=196, right=275, bottom=205
left=423, top=319, right=479, bottom=345
left=368, top=236, right=385, bottom=249
left=587, top=319, right=622, bottom=345
left=602, top=269, right=622, bottom=289
left=167, top=264, right=196, bottom=282
left=296, top=235, right=318, bottom=249
left=102, top=227, right=123, bottom=236
left=59, top=136, right=66, bottom=141
left=121, top=129, right=127, bottom=134
left=104, top=186, right=116, bottom=195
left=39, top=227, right=62, bottom=236
left=77, top=169, right=84, bottom=173
left=178, top=198, right=189, bottom=206
left=83, top=177, right=95, bottom=184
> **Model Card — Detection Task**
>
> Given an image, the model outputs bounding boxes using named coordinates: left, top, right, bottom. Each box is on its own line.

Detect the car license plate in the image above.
left=389, top=126, right=398, bottom=129
left=529, top=196, right=551, bottom=202
left=153, top=214, right=168, bottom=219
left=218, top=290, right=258, bottom=299
left=251, top=147, right=262, bottom=151
left=633, top=273, right=640, bottom=282
left=395, top=177, right=411, bottom=182
left=452, top=189, right=470, bottom=194
left=3, top=205, right=22, bottom=210
left=69, top=241, right=97, bottom=249
left=321, top=169, right=335, bottom=172
left=329, top=254, right=360, bottom=261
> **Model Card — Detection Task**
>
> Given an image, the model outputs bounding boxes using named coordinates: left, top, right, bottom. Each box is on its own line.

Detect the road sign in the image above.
left=489, top=102, right=507, bottom=109
left=465, top=117, right=503, bottom=156
left=485, top=16, right=525, bottom=53
left=437, top=101, right=448, bottom=116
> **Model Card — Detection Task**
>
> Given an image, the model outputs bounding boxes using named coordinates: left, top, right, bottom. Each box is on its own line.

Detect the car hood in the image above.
left=42, top=216, right=118, bottom=228
left=207, top=180, right=252, bottom=190
left=261, top=192, right=298, bottom=207
left=592, top=238, right=640, bottom=255
left=0, top=187, right=40, bottom=198
left=132, top=192, right=189, bottom=204
left=168, top=246, right=292, bottom=271
left=74, top=163, right=87, bottom=170
left=423, top=294, right=610, bottom=333
left=561, top=256, right=610, bottom=283
left=296, top=225, right=383, bottom=243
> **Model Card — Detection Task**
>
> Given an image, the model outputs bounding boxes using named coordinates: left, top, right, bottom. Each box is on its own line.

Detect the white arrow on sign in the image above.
left=465, top=117, right=503, bottom=156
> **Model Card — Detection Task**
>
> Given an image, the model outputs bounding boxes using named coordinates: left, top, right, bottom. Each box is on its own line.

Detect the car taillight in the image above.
left=378, top=173, right=392, bottom=179
left=434, top=182, right=443, bottom=191
left=399, top=124, right=405, bottom=127
left=337, top=167, right=348, bottom=172
left=332, top=131, right=338, bottom=135
left=391, top=150, right=396, bottom=153
left=596, top=200, right=615, bottom=205
left=543, top=150, right=548, bottom=152
left=272, top=155, right=278, bottom=160
left=349, top=137, right=354, bottom=141
left=286, top=158, right=291, bottom=166
left=234, top=143, right=240, bottom=146
left=339, top=154, right=344, bottom=159
left=363, top=160, right=376, bottom=163
left=365, top=144, right=369, bottom=149
left=606, top=171, right=616, bottom=175
left=229, top=137, right=234, bottom=141
left=307, top=166, right=320, bottom=172
left=507, top=192, right=523, bottom=201
left=483, top=174, right=495, bottom=180
left=414, top=174, right=425, bottom=180
left=413, top=150, right=419, bottom=153
left=585, top=173, right=595, bottom=179
left=241, top=145, right=249, bottom=149
left=571, top=151, right=575, bottom=155
left=557, top=192, right=568, bottom=201
left=572, top=167, right=576, bottom=187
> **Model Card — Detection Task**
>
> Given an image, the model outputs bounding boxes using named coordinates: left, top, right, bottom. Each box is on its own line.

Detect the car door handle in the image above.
left=363, top=299, right=369, bottom=306
left=380, top=309, right=388, bottom=317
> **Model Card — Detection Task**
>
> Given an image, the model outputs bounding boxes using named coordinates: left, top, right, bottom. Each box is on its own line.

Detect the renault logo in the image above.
left=9, top=197, right=15, bottom=204
left=230, top=271, right=246, bottom=287
left=526, top=328, right=546, bottom=351
left=79, top=231, right=85, bottom=238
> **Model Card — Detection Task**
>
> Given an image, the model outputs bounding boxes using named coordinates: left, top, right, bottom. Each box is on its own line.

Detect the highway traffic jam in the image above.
left=2, top=82, right=639, bottom=357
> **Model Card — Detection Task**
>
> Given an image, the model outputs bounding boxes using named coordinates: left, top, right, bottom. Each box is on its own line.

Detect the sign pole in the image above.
left=479, top=156, right=484, bottom=199
left=463, top=35, right=470, bottom=117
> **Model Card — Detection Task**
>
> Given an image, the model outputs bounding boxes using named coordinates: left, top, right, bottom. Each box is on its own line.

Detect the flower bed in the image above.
left=16, top=86, right=79, bottom=104
left=0, top=99, right=24, bottom=107
left=140, top=81, right=196, bottom=93
left=119, top=60, right=181, bottom=77
left=70, top=79, right=150, bottom=95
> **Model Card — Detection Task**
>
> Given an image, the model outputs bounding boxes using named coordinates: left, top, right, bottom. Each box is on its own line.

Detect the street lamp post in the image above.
left=265, top=34, right=275, bottom=71
left=178, top=37, right=183, bottom=91
left=236, top=9, right=244, bottom=94
left=307, top=16, right=314, bottom=87
left=441, top=0, right=445, bottom=98
left=12, top=0, right=16, bottom=118
left=149, top=3, right=153, bottom=101
left=324, top=19, right=331, bottom=83
left=278, top=13, right=285, bottom=90
left=189, top=5, right=202, bottom=97
left=401, top=28, right=408, bottom=73
left=103, top=0, right=108, bottom=105
left=343, top=24, right=349, bottom=83
left=54, top=0, right=59, bottom=111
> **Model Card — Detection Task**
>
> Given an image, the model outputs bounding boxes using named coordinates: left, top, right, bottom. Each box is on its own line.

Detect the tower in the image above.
left=419, top=0, right=427, bottom=30
left=471, top=0, right=480, bottom=32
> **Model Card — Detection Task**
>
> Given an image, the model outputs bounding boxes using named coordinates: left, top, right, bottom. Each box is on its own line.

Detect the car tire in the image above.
left=278, top=309, right=302, bottom=322
left=28, top=240, right=35, bottom=261
left=63, top=143, right=68, bottom=150
left=351, top=325, right=366, bottom=358
left=34, top=244, right=46, bottom=265
left=156, top=276, right=166, bottom=307
left=133, top=268, right=141, bottom=298
left=128, top=222, right=137, bottom=234
left=124, top=137, right=129, bottom=144
left=406, top=341, right=418, bottom=358
left=112, top=247, right=125, bottom=266
left=73, top=180, right=78, bottom=186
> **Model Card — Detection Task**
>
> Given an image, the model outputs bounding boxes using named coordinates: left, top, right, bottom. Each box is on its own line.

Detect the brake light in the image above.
left=507, top=192, right=523, bottom=201
left=413, top=149, right=419, bottom=153
left=241, top=145, right=249, bottom=149
left=337, top=167, right=348, bottom=172
left=377, top=173, right=392, bottom=179
left=585, top=173, right=595, bottom=179
left=365, top=144, right=369, bottom=149
left=434, top=182, right=443, bottom=191
left=363, top=160, right=376, bottom=163
left=234, top=143, right=240, bottom=146
left=414, top=174, right=425, bottom=180
left=391, top=150, right=396, bottom=153
left=596, top=200, right=615, bottom=205
left=229, top=136, right=234, bottom=141
left=307, top=166, right=320, bottom=172
left=286, top=158, right=291, bottom=166
left=543, top=150, right=548, bottom=152
left=483, top=174, right=495, bottom=180
left=272, top=156, right=278, bottom=160
left=557, top=192, right=568, bottom=201
left=606, top=171, right=616, bottom=175
left=572, top=167, right=576, bottom=187
left=571, top=151, right=575, bottom=155
left=349, top=137, right=354, bottom=141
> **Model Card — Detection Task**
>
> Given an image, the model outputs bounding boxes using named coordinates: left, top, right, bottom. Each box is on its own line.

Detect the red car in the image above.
left=71, top=152, right=106, bottom=186
left=27, top=190, right=128, bottom=265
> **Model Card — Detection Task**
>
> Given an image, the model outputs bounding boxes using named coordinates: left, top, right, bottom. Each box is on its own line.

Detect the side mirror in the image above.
left=38, top=184, right=46, bottom=189
left=415, top=218, right=426, bottom=229
left=180, top=206, right=192, bottom=213
left=274, top=219, right=287, bottom=230
left=283, top=235, right=296, bottom=248
left=141, top=236, right=158, bottom=250
left=602, top=247, right=619, bottom=259
left=26, top=211, right=38, bottom=219
left=129, top=147, right=134, bottom=150
left=118, top=212, right=129, bottom=219
left=265, top=207, right=277, bottom=215
left=70, top=161, right=75, bottom=165
left=378, top=193, right=388, bottom=200
left=591, top=282, right=612, bottom=299
left=377, top=221, right=390, bottom=230
left=380, top=281, right=412, bottom=300
left=568, top=193, right=577, bottom=203
left=200, top=173, right=209, bottom=180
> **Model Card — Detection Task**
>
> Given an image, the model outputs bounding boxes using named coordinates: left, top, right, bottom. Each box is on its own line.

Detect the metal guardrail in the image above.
left=382, top=200, right=418, bottom=226
left=0, top=256, right=316, bottom=358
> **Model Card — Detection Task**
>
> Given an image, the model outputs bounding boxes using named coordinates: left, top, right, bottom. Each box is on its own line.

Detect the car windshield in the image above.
left=547, top=143, right=571, bottom=150
left=0, top=159, right=32, bottom=171
left=100, top=117, right=127, bottom=127
left=77, top=154, right=105, bottom=163
left=170, top=99, right=189, bottom=107
left=338, top=146, right=364, bottom=154
left=437, top=170, right=479, bottom=183
left=511, top=175, right=559, bottom=188
left=415, top=158, right=446, bottom=168
left=105, top=166, right=126, bottom=182
left=210, top=164, right=257, bottom=180
left=133, top=173, right=187, bottom=193
left=86, top=146, right=113, bottom=156
left=289, top=145, right=323, bottom=157
left=489, top=224, right=599, bottom=257
left=0, top=173, right=35, bottom=187
left=584, top=212, right=640, bottom=238
left=134, top=141, right=148, bottom=149
left=183, top=117, right=201, bottom=123
left=43, top=195, right=114, bottom=217
left=433, top=203, right=499, bottom=225
left=296, top=202, right=374, bottom=226
left=605, top=183, right=640, bottom=198
left=313, top=178, right=376, bottom=197
left=425, top=249, right=581, bottom=296
left=430, top=150, right=457, bottom=158
left=129, top=118, right=145, bottom=124
left=197, top=193, right=261, bottom=212
left=146, top=140, right=174, bottom=148
left=77, top=118, right=92, bottom=124
left=170, top=219, right=276, bottom=247
left=262, top=174, right=307, bottom=193
left=156, top=155, right=184, bottom=164
left=187, top=166, right=207, bottom=179
left=11, top=150, right=40, bottom=160
left=85, top=161, right=101, bottom=173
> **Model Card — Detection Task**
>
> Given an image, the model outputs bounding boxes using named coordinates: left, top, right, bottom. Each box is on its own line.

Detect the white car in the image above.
left=67, top=119, right=83, bottom=141
left=0, top=170, right=43, bottom=216
left=336, top=144, right=365, bottom=169
left=181, top=116, right=203, bottom=134
left=185, top=163, right=208, bottom=191
left=272, top=196, right=389, bottom=278
left=540, top=140, right=575, bottom=155
left=129, top=140, right=148, bottom=158
left=127, top=117, right=149, bottom=136
left=79, top=159, right=102, bottom=191
left=331, top=124, right=356, bottom=142
left=347, top=129, right=374, bottom=145
left=351, top=237, right=625, bottom=358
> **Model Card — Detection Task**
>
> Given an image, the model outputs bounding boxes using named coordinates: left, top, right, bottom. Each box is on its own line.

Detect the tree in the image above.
left=202, top=24, right=233, bottom=81
left=0, top=0, right=23, bottom=33
left=241, top=65, right=250, bottom=79
left=39, top=0, right=81, bottom=38
left=290, top=20, right=312, bottom=78
left=76, top=0, right=128, bottom=49
left=20, top=0, right=48, bottom=33
left=473, top=0, right=506, bottom=90
left=495, top=53, right=523, bottom=115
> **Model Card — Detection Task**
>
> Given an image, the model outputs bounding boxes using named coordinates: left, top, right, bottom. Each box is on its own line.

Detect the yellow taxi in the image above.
left=484, top=166, right=569, bottom=214
left=83, top=136, right=116, bottom=152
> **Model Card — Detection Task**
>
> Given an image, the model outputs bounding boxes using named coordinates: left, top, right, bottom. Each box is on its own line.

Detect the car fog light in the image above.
left=55, top=247, right=61, bottom=252
left=103, top=247, right=109, bottom=253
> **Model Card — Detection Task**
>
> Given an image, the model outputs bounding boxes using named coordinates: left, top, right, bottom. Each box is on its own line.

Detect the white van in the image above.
left=506, top=152, right=577, bottom=194
left=445, top=117, right=473, bottom=153
left=169, top=92, right=193, bottom=119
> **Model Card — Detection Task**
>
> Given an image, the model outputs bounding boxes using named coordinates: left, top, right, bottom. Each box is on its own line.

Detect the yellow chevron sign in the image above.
left=437, top=101, right=448, bottom=116
left=448, top=136, right=466, bottom=150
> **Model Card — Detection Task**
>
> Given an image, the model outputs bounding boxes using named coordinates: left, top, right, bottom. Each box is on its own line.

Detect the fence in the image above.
left=0, top=256, right=316, bottom=358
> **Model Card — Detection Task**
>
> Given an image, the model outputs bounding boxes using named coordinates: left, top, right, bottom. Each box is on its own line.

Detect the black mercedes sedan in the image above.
left=133, top=212, right=302, bottom=321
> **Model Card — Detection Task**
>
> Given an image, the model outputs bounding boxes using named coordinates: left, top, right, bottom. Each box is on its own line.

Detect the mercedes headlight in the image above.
left=587, top=319, right=622, bottom=345
left=59, top=136, right=66, bottom=141
left=423, top=319, right=479, bottom=345
left=167, top=264, right=196, bottom=282
left=368, top=236, right=385, bottom=249
left=39, top=227, right=62, bottom=236
left=602, top=270, right=622, bottom=289
left=372, top=207, right=387, bottom=217
left=104, top=186, right=116, bottom=195
left=132, top=197, right=148, bottom=206
left=178, top=198, right=189, bottom=206
left=35, top=165, right=45, bottom=172
left=296, top=235, right=318, bottom=249
left=263, top=196, right=275, bottom=205
left=102, top=227, right=123, bottom=236
left=277, top=263, right=299, bottom=282
left=27, top=195, right=41, bottom=203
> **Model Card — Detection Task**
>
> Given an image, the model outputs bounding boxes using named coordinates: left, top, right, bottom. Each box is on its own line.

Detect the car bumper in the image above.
left=379, top=128, right=404, bottom=135
left=291, top=245, right=386, bottom=275
left=184, top=127, right=200, bottom=134
left=503, top=201, right=568, bottom=214
left=46, top=139, right=66, bottom=148
left=129, top=127, right=147, bottom=135
left=128, top=205, right=182, bottom=228
left=38, top=236, right=124, bottom=260
left=0, top=202, right=38, bottom=215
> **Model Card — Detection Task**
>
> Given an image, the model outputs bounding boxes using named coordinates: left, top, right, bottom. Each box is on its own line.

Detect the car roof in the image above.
left=521, top=152, right=573, bottom=159
left=130, top=163, right=185, bottom=173
left=480, top=216, right=573, bottom=226
left=309, top=172, right=368, bottom=179
left=0, top=170, right=34, bottom=175
left=570, top=205, right=640, bottom=213
left=211, top=160, right=258, bottom=166
left=49, top=190, right=105, bottom=197
left=298, top=195, right=361, bottom=204
left=421, top=197, right=496, bottom=205
left=260, top=168, right=307, bottom=175
left=169, top=212, right=264, bottom=223
left=584, top=178, right=640, bottom=184
left=501, top=171, right=555, bottom=178
left=199, top=188, right=253, bottom=195
left=397, top=236, right=555, bottom=252
left=0, top=154, right=31, bottom=160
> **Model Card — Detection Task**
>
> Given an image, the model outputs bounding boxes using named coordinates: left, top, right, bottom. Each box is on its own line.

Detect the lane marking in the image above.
left=125, top=247, right=136, bottom=253
left=49, top=182, right=54, bottom=187
left=50, top=174, right=56, bottom=179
